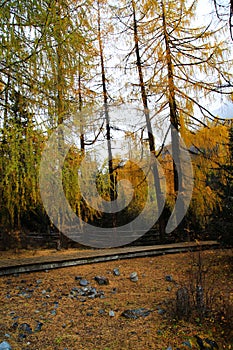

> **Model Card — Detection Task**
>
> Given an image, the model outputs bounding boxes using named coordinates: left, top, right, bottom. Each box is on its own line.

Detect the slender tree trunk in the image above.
left=55, top=0, right=67, bottom=249
left=132, top=0, right=165, bottom=241
left=97, top=0, right=118, bottom=238
left=97, top=0, right=116, bottom=204
left=161, top=0, right=185, bottom=229
left=78, top=55, right=85, bottom=155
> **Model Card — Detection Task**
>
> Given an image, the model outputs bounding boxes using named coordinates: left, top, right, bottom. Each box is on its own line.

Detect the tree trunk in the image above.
left=132, top=0, right=165, bottom=241
left=97, top=0, right=117, bottom=230
left=161, top=0, right=185, bottom=230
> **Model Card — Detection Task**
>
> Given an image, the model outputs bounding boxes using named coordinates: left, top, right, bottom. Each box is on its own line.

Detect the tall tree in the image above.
left=114, top=0, right=232, bottom=235
left=130, top=0, right=165, bottom=240
left=96, top=0, right=116, bottom=210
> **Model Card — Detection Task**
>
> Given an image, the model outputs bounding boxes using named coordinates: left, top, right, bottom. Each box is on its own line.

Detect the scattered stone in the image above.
left=75, top=276, right=82, bottom=281
left=182, top=340, right=192, bottom=348
left=34, top=322, right=43, bottom=332
left=109, top=310, right=115, bottom=317
left=166, top=346, right=172, bottom=350
left=50, top=310, right=56, bottom=316
left=79, top=279, right=89, bottom=287
left=165, top=275, right=173, bottom=282
left=167, top=286, right=172, bottom=292
left=4, top=335, right=10, bottom=339
left=157, top=308, right=166, bottom=315
left=130, top=272, right=138, bottom=282
left=18, top=334, right=26, bottom=340
left=54, top=302, right=59, bottom=309
left=205, top=338, right=218, bottom=349
left=0, top=341, right=12, bottom=350
left=86, top=312, right=93, bottom=316
left=194, top=335, right=219, bottom=350
left=69, top=285, right=104, bottom=299
left=113, top=268, right=120, bottom=276
left=98, top=309, right=105, bottom=315
left=19, top=323, right=32, bottom=334
left=36, top=279, right=42, bottom=284
left=121, top=308, right=152, bottom=319
left=203, top=338, right=219, bottom=349
left=11, top=322, right=18, bottom=330
left=94, top=276, right=109, bottom=285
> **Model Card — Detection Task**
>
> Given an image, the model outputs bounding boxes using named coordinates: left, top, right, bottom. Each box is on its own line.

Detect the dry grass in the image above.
left=0, top=249, right=232, bottom=350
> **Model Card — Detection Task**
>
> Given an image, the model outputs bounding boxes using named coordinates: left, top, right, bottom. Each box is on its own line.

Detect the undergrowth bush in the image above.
left=168, top=249, right=233, bottom=340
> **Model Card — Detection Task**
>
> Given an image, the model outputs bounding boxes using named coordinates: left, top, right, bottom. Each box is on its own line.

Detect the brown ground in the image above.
left=0, top=249, right=232, bottom=350
left=0, top=247, right=95, bottom=260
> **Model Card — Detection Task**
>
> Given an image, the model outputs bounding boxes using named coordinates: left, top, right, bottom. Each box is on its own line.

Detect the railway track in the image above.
left=0, top=240, right=220, bottom=276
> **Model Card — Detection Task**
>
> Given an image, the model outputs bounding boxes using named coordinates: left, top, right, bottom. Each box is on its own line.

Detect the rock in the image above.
left=19, top=323, right=32, bottom=334
left=36, top=279, right=42, bottom=285
left=182, top=340, right=192, bottom=348
left=157, top=308, right=166, bottom=315
left=75, top=276, right=82, bottom=281
left=11, top=322, right=18, bottom=330
left=165, top=275, right=173, bottom=282
left=109, top=310, right=115, bottom=317
left=69, top=285, right=103, bottom=299
left=54, top=301, right=59, bottom=309
left=94, top=276, right=109, bottom=285
left=34, top=322, right=43, bottom=332
left=121, top=308, right=152, bottom=319
left=203, top=338, right=219, bottom=349
left=130, top=272, right=138, bottom=282
left=194, top=335, right=219, bottom=349
left=50, top=310, right=56, bottom=316
left=166, top=347, right=172, bottom=350
left=98, top=309, right=105, bottom=315
left=79, top=279, right=89, bottom=287
left=113, top=268, right=120, bottom=276
left=0, top=341, right=12, bottom=350
left=18, top=334, right=26, bottom=340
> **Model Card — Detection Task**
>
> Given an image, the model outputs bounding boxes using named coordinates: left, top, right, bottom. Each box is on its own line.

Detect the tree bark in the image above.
left=132, top=0, right=165, bottom=241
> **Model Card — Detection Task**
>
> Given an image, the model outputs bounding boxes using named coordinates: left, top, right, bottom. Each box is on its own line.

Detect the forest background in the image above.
left=0, top=0, right=233, bottom=249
